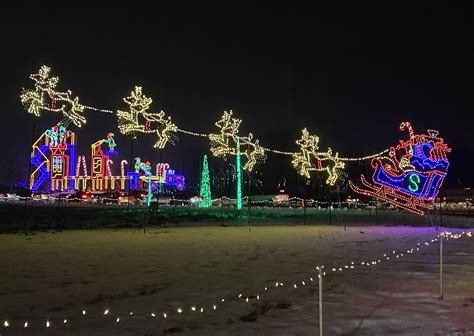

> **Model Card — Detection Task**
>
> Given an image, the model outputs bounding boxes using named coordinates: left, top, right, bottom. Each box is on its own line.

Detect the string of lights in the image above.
left=338, top=149, right=390, bottom=161
left=176, top=128, right=208, bottom=137
left=82, top=105, right=114, bottom=114
left=2, top=231, right=470, bottom=331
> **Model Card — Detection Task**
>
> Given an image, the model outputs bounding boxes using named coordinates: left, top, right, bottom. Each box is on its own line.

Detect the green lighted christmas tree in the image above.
left=199, top=155, right=212, bottom=207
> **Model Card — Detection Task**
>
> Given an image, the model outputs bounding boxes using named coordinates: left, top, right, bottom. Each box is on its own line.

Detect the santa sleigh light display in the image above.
left=349, top=122, right=451, bottom=215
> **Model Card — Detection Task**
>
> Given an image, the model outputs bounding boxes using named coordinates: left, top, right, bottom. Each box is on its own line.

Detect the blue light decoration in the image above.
left=349, top=122, right=451, bottom=215
left=165, top=169, right=186, bottom=191
left=128, top=172, right=139, bottom=190
left=130, top=159, right=185, bottom=194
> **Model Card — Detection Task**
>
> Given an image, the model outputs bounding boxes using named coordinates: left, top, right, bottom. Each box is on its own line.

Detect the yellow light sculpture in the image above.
left=117, top=86, right=177, bottom=148
left=208, top=111, right=267, bottom=171
left=292, top=128, right=345, bottom=185
left=209, top=111, right=241, bottom=157
left=20, top=65, right=87, bottom=127
left=242, top=133, right=266, bottom=171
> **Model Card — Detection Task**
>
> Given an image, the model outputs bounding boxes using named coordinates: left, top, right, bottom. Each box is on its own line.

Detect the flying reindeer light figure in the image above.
left=209, top=111, right=267, bottom=171
left=117, top=86, right=177, bottom=148
left=292, top=128, right=345, bottom=185
left=20, top=65, right=87, bottom=127
left=242, top=133, right=266, bottom=171
left=209, top=110, right=241, bottom=157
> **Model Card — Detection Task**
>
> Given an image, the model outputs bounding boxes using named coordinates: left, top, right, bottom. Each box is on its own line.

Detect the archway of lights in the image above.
left=20, top=66, right=451, bottom=215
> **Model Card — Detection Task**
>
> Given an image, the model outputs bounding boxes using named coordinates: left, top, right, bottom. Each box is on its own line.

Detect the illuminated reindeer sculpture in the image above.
left=20, top=65, right=87, bottom=127
left=292, top=128, right=345, bottom=185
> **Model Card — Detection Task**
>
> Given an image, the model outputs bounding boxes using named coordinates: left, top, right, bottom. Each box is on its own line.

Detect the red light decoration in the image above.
left=349, top=122, right=451, bottom=215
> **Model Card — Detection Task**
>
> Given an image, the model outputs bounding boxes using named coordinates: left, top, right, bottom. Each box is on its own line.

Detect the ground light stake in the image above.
left=317, top=266, right=323, bottom=336
left=439, top=234, right=443, bottom=299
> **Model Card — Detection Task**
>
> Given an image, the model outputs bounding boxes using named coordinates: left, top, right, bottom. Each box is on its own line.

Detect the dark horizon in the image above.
left=1, top=3, right=472, bottom=193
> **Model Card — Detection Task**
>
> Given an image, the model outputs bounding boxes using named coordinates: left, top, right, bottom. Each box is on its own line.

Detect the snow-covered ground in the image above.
left=0, top=225, right=473, bottom=335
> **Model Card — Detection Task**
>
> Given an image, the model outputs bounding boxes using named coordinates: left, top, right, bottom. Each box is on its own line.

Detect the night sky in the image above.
left=0, top=3, right=472, bottom=193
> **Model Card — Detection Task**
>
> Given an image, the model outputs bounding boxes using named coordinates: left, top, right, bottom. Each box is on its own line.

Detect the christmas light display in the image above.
left=208, top=111, right=267, bottom=172
left=292, top=128, right=345, bottom=185
left=20, top=66, right=86, bottom=127
left=30, top=126, right=138, bottom=192
left=156, top=163, right=170, bottom=183
left=90, top=134, right=120, bottom=191
left=349, top=122, right=451, bottom=215
left=106, top=159, right=113, bottom=177
left=45, top=125, right=72, bottom=147
left=209, top=111, right=241, bottom=157
left=30, top=124, right=76, bottom=191
left=103, top=133, right=117, bottom=152
left=117, top=86, right=178, bottom=148
left=21, top=67, right=452, bottom=203
left=199, top=155, right=212, bottom=208
left=120, top=160, right=128, bottom=177
left=129, top=158, right=185, bottom=198
left=242, top=133, right=267, bottom=171
left=132, top=159, right=153, bottom=205
left=20, top=65, right=113, bottom=127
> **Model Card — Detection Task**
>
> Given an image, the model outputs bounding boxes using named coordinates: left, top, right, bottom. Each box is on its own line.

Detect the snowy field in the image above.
left=0, top=225, right=473, bottom=335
